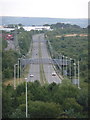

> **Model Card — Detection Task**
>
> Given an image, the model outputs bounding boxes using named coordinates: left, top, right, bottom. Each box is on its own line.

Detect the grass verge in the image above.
left=39, top=41, right=47, bottom=85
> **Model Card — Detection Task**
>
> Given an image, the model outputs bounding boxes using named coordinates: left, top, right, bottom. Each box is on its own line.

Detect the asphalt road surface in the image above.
left=27, top=34, right=40, bottom=82
left=27, top=34, right=61, bottom=84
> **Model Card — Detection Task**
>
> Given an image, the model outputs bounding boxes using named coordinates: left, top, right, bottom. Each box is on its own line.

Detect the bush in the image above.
left=28, top=101, right=62, bottom=118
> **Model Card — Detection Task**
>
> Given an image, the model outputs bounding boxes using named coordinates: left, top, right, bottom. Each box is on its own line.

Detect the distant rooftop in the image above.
left=0, top=25, right=52, bottom=31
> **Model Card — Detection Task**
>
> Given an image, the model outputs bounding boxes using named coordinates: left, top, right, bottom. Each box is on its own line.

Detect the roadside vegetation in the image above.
left=2, top=81, right=88, bottom=118
left=2, top=28, right=33, bottom=81
left=46, top=23, right=88, bottom=85
left=39, top=40, right=47, bottom=84
left=2, top=27, right=44, bottom=81
left=2, top=23, right=89, bottom=118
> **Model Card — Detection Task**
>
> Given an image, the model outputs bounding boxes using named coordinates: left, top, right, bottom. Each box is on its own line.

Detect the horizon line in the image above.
left=0, top=16, right=88, bottom=19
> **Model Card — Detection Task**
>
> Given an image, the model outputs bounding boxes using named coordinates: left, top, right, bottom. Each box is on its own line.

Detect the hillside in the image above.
left=1, top=16, right=88, bottom=28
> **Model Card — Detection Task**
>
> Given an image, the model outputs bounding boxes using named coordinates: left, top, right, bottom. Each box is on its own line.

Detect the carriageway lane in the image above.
left=27, top=34, right=61, bottom=84
left=39, top=34, right=61, bottom=84
left=27, top=34, right=40, bottom=82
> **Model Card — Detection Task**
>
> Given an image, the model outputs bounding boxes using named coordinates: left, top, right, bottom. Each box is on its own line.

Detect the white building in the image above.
left=0, top=25, right=52, bottom=31
left=23, top=26, right=51, bottom=31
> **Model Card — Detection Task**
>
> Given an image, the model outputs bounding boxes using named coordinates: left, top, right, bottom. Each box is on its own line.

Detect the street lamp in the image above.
left=25, top=77, right=28, bottom=118
left=59, top=53, right=62, bottom=74
left=20, top=58, right=21, bottom=80
left=70, top=58, right=72, bottom=79
left=14, top=64, right=17, bottom=89
left=62, top=55, right=64, bottom=76
left=18, top=59, right=19, bottom=85
left=77, top=61, right=80, bottom=89
left=73, top=62, right=76, bottom=84
left=18, top=58, right=21, bottom=84
left=14, top=64, right=15, bottom=89
left=61, top=55, right=63, bottom=75
left=65, top=56, right=68, bottom=76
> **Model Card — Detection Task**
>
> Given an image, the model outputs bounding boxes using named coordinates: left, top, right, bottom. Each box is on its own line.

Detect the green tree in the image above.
left=28, top=101, right=62, bottom=118
left=53, top=84, right=79, bottom=104
left=2, top=85, right=14, bottom=118
left=63, top=98, right=83, bottom=112
left=63, top=98, right=83, bottom=117
left=10, top=108, right=26, bottom=118
left=2, top=50, right=20, bottom=80
left=77, top=88, right=88, bottom=111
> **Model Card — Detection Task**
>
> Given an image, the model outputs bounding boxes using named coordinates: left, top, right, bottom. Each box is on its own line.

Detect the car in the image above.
left=30, top=74, right=34, bottom=77
left=52, top=72, right=56, bottom=76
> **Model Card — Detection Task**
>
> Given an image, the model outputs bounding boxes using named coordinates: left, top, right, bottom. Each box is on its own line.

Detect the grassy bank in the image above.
left=39, top=40, right=47, bottom=85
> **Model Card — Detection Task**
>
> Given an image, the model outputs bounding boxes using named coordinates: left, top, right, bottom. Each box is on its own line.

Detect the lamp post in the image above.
left=61, top=55, right=64, bottom=75
left=14, top=64, right=17, bottom=89
left=66, top=56, right=68, bottom=76
left=18, top=58, right=21, bottom=83
left=70, top=58, right=72, bottom=79
left=20, top=58, right=21, bottom=81
left=77, top=61, right=80, bottom=89
left=14, top=64, right=15, bottom=89
left=25, top=77, right=28, bottom=118
left=59, top=53, right=62, bottom=74
left=73, top=62, right=76, bottom=84
left=62, top=55, right=65, bottom=76
left=18, top=59, right=19, bottom=85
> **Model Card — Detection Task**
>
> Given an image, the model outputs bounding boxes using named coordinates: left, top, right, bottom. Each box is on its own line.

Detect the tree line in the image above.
left=2, top=80, right=88, bottom=118
left=2, top=28, right=33, bottom=81
left=46, top=24, right=88, bottom=83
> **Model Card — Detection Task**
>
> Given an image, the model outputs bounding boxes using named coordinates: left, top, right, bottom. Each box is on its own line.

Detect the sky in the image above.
left=0, top=0, right=89, bottom=18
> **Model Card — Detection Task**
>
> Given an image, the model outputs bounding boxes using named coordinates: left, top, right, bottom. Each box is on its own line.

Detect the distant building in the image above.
left=0, top=27, right=15, bottom=31
left=0, top=25, right=52, bottom=31
left=23, top=26, right=51, bottom=31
